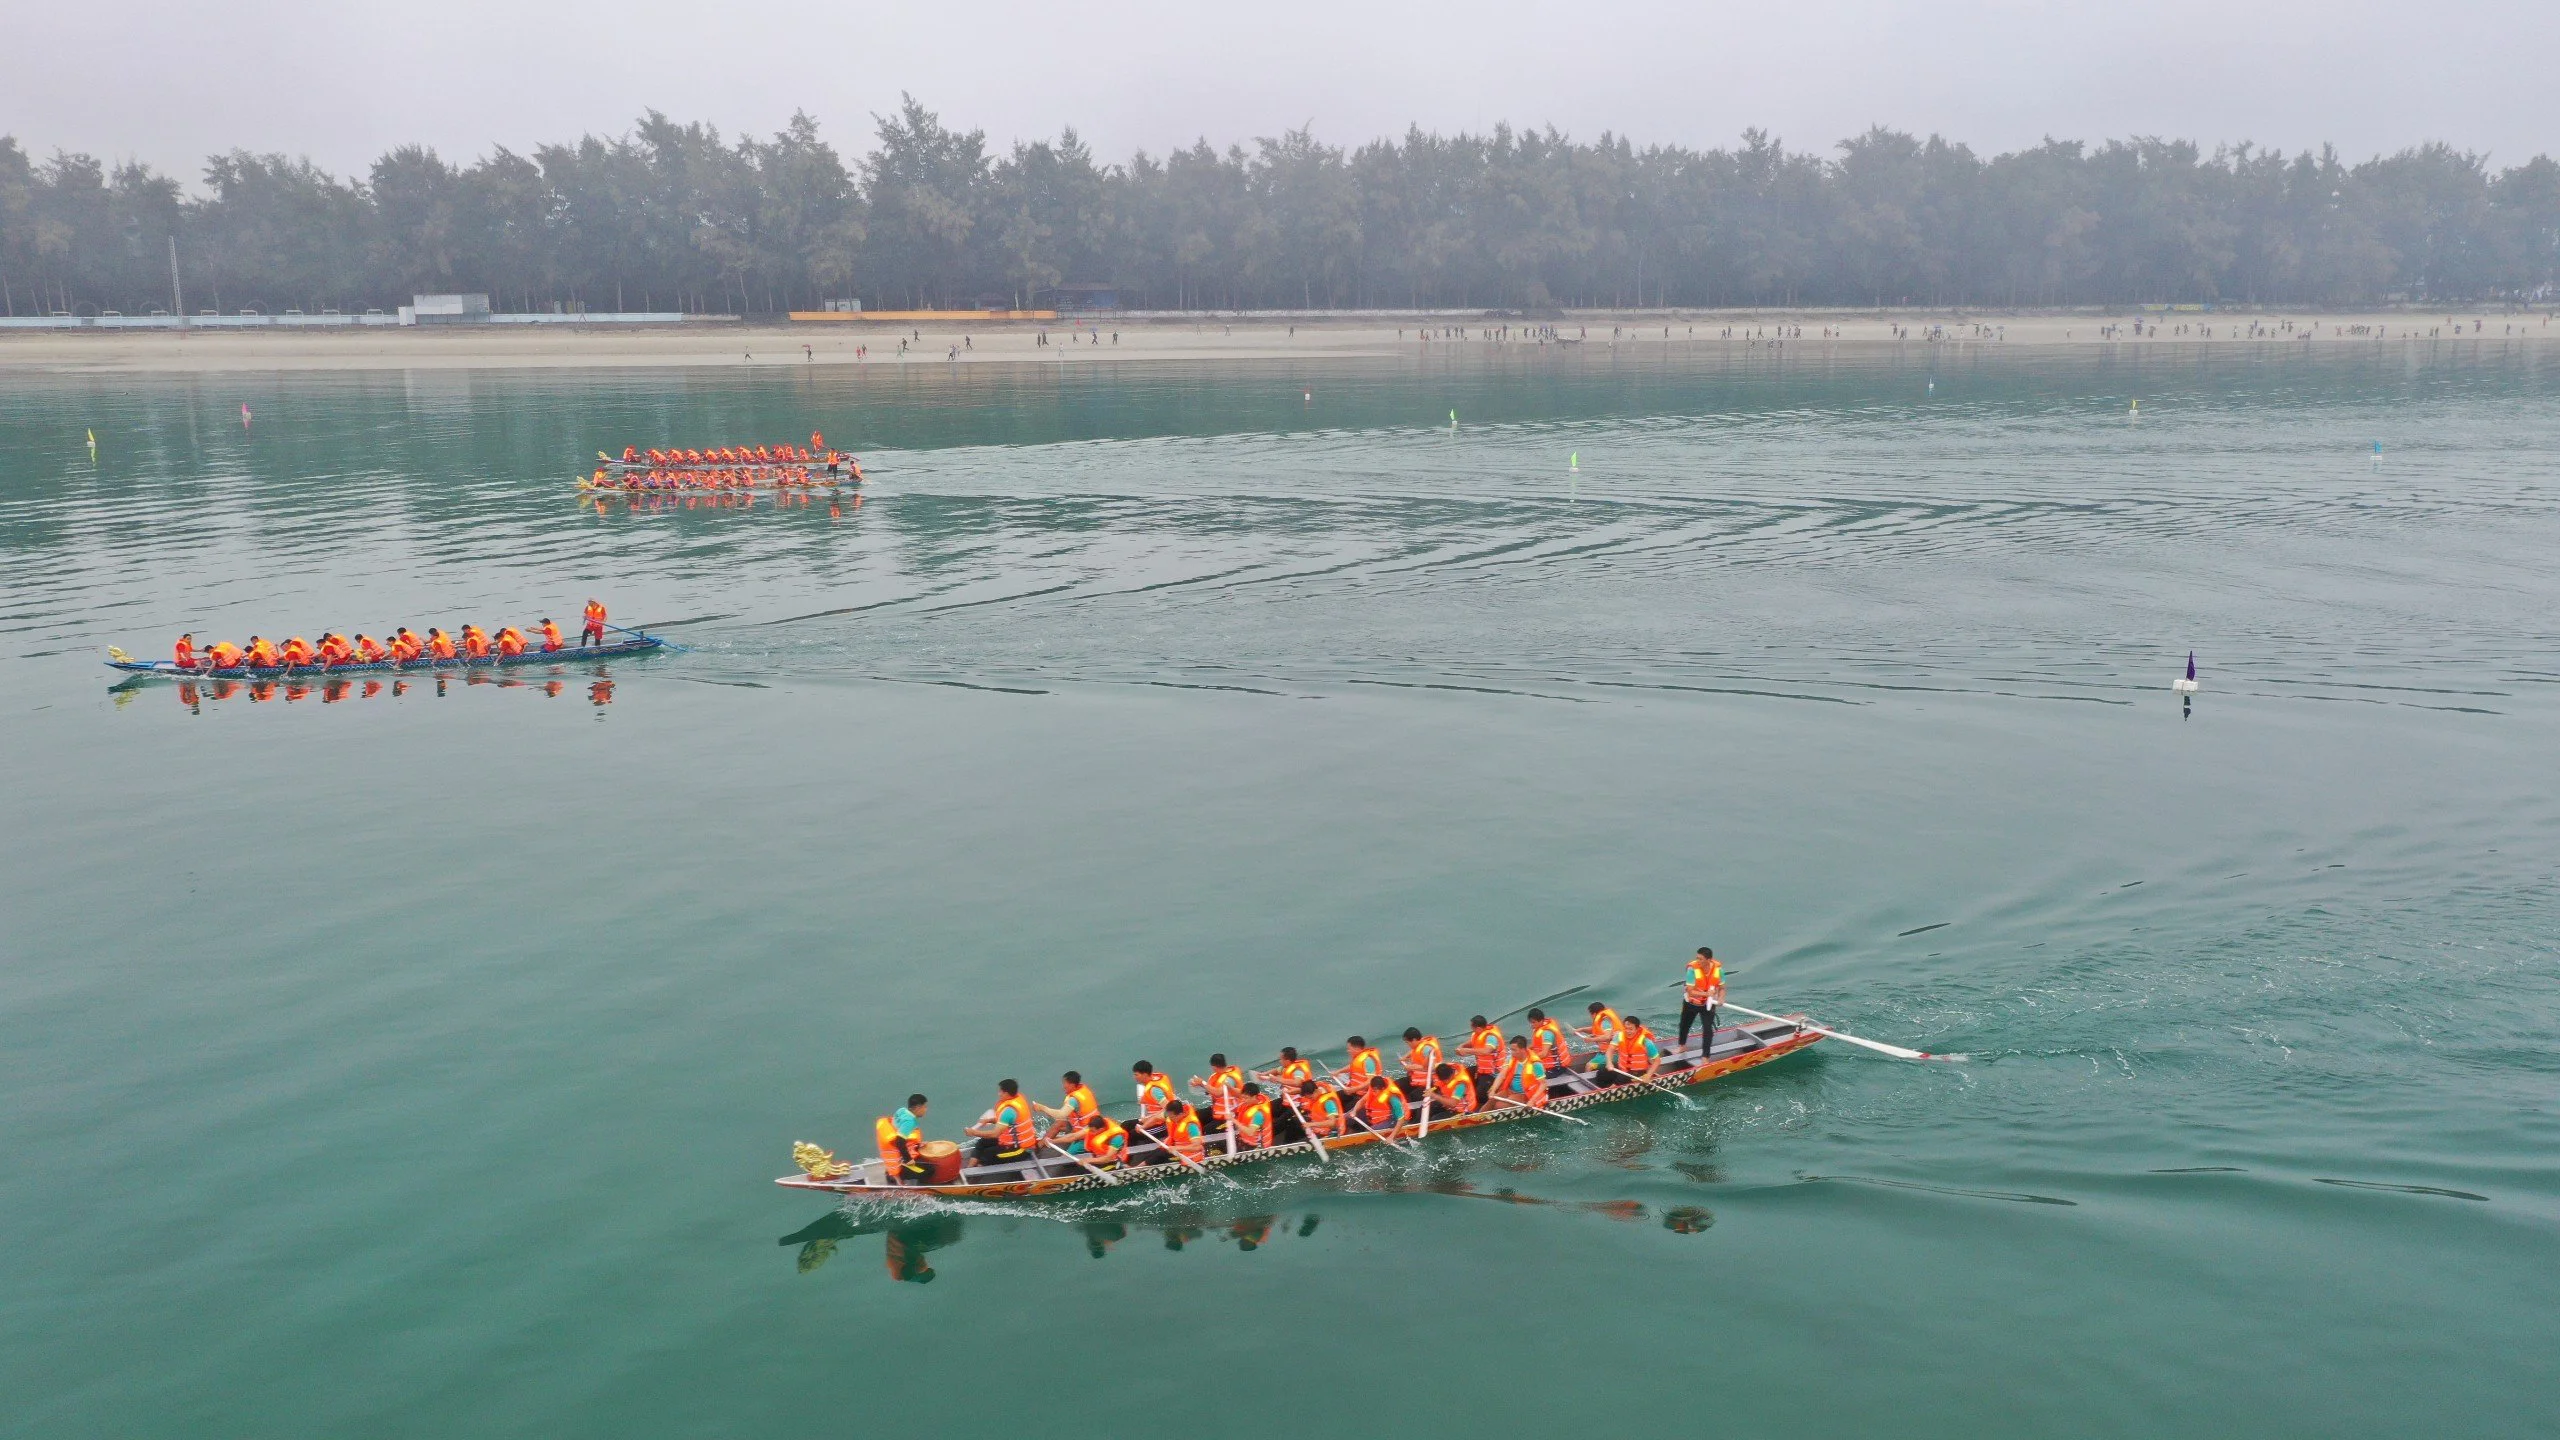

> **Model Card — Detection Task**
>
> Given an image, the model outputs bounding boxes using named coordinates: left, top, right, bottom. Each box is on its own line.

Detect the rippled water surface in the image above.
left=5, top=345, right=2556, bottom=1437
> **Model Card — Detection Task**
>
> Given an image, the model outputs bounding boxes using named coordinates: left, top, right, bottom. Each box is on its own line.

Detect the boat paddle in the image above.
left=1041, top=1140, right=1129, bottom=1188
left=1720, top=1002, right=1965, bottom=1062
left=603, top=622, right=692, bottom=654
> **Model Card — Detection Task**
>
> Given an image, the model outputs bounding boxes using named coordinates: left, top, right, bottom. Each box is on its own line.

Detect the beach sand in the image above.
left=1, top=310, right=2548, bottom=374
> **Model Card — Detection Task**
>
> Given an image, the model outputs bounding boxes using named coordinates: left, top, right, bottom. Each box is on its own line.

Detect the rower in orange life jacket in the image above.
left=622, top=446, right=638, bottom=463
left=1343, top=1036, right=1388, bottom=1089
left=1293, top=1078, right=1345, bottom=1141
left=1461, top=1015, right=1505, bottom=1088
left=875, top=1094, right=930, bottom=1184
left=493, top=626, right=526, bottom=658
left=203, top=640, right=245, bottom=669
left=1429, top=1062, right=1479, bottom=1115
left=1399, top=1028, right=1444, bottom=1099
left=1130, top=1061, right=1176, bottom=1135
left=1355, top=1075, right=1409, bottom=1136
left=530, top=618, right=560, bottom=653
left=1580, top=1002, right=1624, bottom=1056
left=581, top=599, right=608, bottom=647
left=426, top=629, right=457, bottom=660
left=1593, top=1014, right=1663, bottom=1084
left=1526, top=1008, right=1574, bottom=1073
left=1493, top=1036, right=1550, bottom=1107
left=459, top=625, right=490, bottom=659
left=966, top=1079, right=1041, bottom=1166
left=1070, top=1112, right=1128, bottom=1168
left=1256, top=1047, right=1315, bottom=1090
left=1230, top=1084, right=1275, bottom=1149
left=1159, top=1099, right=1206, bottom=1162
left=278, top=636, right=315, bottom=667
left=315, top=633, right=350, bottom=666
left=1679, top=946, right=1726, bottom=1056
left=172, top=634, right=197, bottom=669
left=246, top=636, right=283, bottom=668
left=1035, top=1071, right=1101, bottom=1143
left=355, top=634, right=388, bottom=663
left=810, top=430, right=826, bottom=455
left=389, top=629, right=420, bottom=662
left=1190, top=1053, right=1246, bottom=1128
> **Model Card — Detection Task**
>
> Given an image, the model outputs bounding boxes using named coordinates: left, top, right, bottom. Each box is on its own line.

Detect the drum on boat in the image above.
left=916, top=1140, right=965, bottom=1184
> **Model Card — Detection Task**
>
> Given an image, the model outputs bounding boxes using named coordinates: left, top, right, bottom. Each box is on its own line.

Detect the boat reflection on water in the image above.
left=111, top=668, right=623, bottom=713
left=779, top=1181, right=1711, bottom=1283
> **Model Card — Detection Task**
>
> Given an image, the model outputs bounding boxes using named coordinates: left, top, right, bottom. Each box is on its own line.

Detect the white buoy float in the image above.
left=2172, top=651, right=2199, bottom=694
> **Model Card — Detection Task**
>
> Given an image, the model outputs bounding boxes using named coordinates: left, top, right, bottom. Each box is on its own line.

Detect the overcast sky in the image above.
left=10, top=0, right=2554, bottom=185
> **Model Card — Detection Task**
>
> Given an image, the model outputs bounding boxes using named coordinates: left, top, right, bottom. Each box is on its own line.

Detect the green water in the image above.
left=5, top=344, right=2557, bottom=1437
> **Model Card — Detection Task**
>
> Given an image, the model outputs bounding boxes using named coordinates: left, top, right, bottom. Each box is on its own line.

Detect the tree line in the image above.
left=4, top=97, right=2556, bottom=317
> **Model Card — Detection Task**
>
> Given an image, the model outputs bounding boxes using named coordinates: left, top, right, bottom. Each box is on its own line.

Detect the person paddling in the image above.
left=1399, top=1028, right=1443, bottom=1101
left=1230, top=1084, right=1276, bottom=1150
left=1526, top=1008, right=1574, bottom=1073
left=493, top=626, right=527, bottom=658
left=1492, top=1035, right=1551, bottom=1108
left=1130, top=1061, right=1176, bottom=1139
left=1353, top=1074, right=1409, bottom=1139
left=172, top=634, right=197, bottom=670
left=1034, top=1071, right=1101, bottom=1143
left=1589, top=1013, right=1663, bottom=1087
left=965, top=1079, right=1041, bottom=1167
left=580, top=599, right=608, bottom=647
left=1293, top=1078, right=1346, bottom=1144
left=203, top=639, right=244, bottom=670
left=1679, top=947, right=1725, bottom=1056
left=538, top=618, right=563, bottom=653
left=1256, top=1047, right=1315, bottom=1089
left=1069, top=1111, right=1128, bottom=1169
left=1342, top=1036, right=1388, bottom=1090
left=1461, top=1014, right=1504, bottom=1095
left=1159, top=1098, right=1207, bottom=1165
left=1430, top=1061, right=1480, bottom=1115
left=875, top=1094, right=930, bottom=1185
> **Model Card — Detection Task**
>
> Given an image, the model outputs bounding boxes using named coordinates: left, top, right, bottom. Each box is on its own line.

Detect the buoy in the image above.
left=86, top=429, right=97, bottom=460
left=240, top=403, right=252, bottom=429
left=1569, top=452, right=1579, bottom=472
left=2172, top=651, right=2199, bottom=694
left=2130, top=398, right=2140, bottom=418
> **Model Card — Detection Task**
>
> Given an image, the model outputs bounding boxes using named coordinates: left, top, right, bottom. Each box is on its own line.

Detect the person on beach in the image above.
left=876, top=1094, right=930, bottom=1184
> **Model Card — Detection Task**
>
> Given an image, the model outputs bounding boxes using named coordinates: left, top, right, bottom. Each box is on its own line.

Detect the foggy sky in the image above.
left=11, top=0, right=2553, bottom=184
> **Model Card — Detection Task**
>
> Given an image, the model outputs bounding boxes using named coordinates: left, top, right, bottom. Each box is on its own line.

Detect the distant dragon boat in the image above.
left=779, top=1013, right=1823, bottom=1201
left=105, top=633, right=667, bottom=679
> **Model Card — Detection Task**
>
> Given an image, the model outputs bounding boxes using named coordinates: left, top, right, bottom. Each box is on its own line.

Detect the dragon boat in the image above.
left=105, top=632, right=666, bottom=679
left=779, top=1012, right=1822, bottom=1201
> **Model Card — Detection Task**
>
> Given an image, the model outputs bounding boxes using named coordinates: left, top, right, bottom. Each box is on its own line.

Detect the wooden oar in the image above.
left=602, top=622, right=692, bottom=654
left=1721, top=1002, right=1965, bottom=1062
left=1482, top=1092, right=1592, bottom=1126
left=1042, top=1140, right=1129, bottom=1187
left=1345, top=1104, right=1419, bottom=1152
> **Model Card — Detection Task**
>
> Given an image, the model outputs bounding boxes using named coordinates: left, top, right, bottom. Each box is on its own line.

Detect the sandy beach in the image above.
left=1, top=310, right=2549, bottom=374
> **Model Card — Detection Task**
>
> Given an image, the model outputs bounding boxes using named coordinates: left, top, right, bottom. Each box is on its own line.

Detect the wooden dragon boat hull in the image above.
left=106, top=634, right=665, bottom=679
left=779, top=1015, right=1820, bottom=1201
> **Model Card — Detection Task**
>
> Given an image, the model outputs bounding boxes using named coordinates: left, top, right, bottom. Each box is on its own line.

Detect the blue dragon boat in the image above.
left=105, top=633, right=666, bottom=679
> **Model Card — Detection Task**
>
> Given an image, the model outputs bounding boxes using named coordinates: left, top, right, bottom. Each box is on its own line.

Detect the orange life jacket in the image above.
left=279, top=637, right=313, bottom=665
left=1684, top=956, right=1723, bottom=1005
left=494, top=629, right=525, bottom=657
left=358, top=637, right=386, bottom=662
left=1402, top=1036, right=1443, bottom=1084
left=1164, top=1110, right=1204, bottom=1160
left=1497, top=1053, right=1548, bottom=1103
left=1296, top=1084, right=1344, bottom=1137
left=1134, top=1071, right=1174, bottom=1122
left=1081, top=1117, right=1128, bottom=1165
left=1346, top=1046, right=1386, bottom=1083
left=1531, top=1017, right=1573, bottom=1069
left=173, top=639, right=195, bottom=667
left=1611, top=1027, right=1661, bottom=1076
left=539, top=622, right=562, bottom=651
left=989, top=1094, right=1037, bottom=1151
left=1432, top=1068, right=1478, bottom=1112
left=875, top=1115, right=914, bottom=1166
left=1275, top=1056, right=1314, bottom=1085
left=1233, top=1095, right=1273, bottom=1147
left=206, top=642, right=243, bottom=668
left=1357, top=1084, right=1404, bottom=1128
left=427, top=633, right=456, bottom=660
left=583, top=601, right=607, bottom=627
left=1053, top=1084, right=1098, bottom=1133
left=393, top=634, right=422, bottom=662
left=1465, top=1023, right=1505, bottom=1073
left=1588, top=1007, right=1623, bottom=1046
left=246, top=640, right=280, bottom=667
left=461, top=630, right=489, bottom=658
left=1205, top=1065, right=1244, bottom=1120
